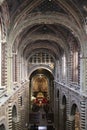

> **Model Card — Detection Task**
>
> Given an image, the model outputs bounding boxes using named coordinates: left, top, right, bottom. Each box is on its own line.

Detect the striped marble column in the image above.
left=66, top=115, right=75, bottom=130
left=8, top=99, right=12, bottom=130
left=80, top=100, right=86, bottom=130
left=59, top=104, right=66, bottom=130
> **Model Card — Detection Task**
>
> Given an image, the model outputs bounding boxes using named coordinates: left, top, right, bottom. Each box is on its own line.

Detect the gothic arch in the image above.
left=28, top=66, right=54, bottom=78
left=62, top=95, right=67, bottom=130
left=71, top=104, right=78, bottom=115
left=9, top=13, right=84, bottom=53
left=12, top=105, right=17, bottom=130
left=70, top=99, right=80, bottom=114
left=19, top=34, right=68, bottom=57
left=70, top=103, right=80, bottom=130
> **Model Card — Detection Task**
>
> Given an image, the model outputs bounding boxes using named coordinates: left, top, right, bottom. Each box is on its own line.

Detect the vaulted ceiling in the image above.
left=4, top=0, right=87, bottom=60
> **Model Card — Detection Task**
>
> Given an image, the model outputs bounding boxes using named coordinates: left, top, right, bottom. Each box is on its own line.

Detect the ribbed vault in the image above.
left=5, top=0, right=87, bottom=80
left=1, top=1, right=87, bottom=129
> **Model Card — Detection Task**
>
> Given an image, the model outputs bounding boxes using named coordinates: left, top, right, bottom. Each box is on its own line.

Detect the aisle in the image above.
left=29, top=107, right=55, bottom=130
left=39, top=108, right=47, bottom=125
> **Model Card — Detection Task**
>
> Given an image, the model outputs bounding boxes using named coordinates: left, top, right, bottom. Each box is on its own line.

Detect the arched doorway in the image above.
left=29, top=69, right=54, bottom=111
left=29, top=68, right=54, bottom=124
left=62, top=95, right=67, bottom=130
left=31, top=74, right=49, bottom=111
left=71, top=104, right=80, bottom=130
left=12, top=105, right=17, bottom=130
left=0, top=124, right=5, bottom=130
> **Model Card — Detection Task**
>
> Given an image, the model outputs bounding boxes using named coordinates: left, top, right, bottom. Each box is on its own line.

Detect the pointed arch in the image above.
left=62, top=95, right=67, bottom=130
left=70, top=103, right=80, bottom=130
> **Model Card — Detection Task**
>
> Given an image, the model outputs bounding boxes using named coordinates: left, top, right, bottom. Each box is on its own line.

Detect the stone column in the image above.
left=24, top=60, right=28, bottom=80
left=66, top=99, right=70, bottom=130
left=0, top=25, right=1, bottom=87
left=8, top=98, right=13, bottom=130
left=59, top=104, right=66, bottom=130
left=53, top=82, right=56, bottom=125
left=50, top=80, right=54, bottom=110
left=54, top=83, right=58, bottom=128
left=55, top=60, right=59, bottom=81
left=29, top=79, right=31, bottom=112
left=16, top=54, right=20, bottom=83
left=7, top=48, right=13, bottom=94
left=57, top=94, right=60, bottom=130
left=59, top=60, right=62, bottom=82
left=54, top=82, right=60, bottom=129
left=67, top=115, right=75, bottom=130
left=67, top=48, right=73, bottom=85
left=80, top=57, right=87, bottom=92
left=75, top=112, right=80, bottom=130
left=20, top=56, right=22, bottom=82
left=80, top=100, right=86, bottom=130
left=18, top=91, right=22, bottom=130
left=1, top=42, right=7, bottom=86
left=22, top=56, right=24, bottom=81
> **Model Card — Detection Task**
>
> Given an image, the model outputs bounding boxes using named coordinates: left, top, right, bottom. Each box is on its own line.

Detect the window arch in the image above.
left=12, top=105, right=17, bottom=130
left=12, top=105, right=17, bottom=122
left=29, top=51, right=54, bottom=65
